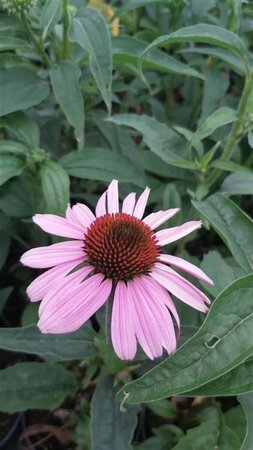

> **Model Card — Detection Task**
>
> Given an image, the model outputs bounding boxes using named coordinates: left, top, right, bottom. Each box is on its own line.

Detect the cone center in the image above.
left=84, top=213, right=159, bottom=281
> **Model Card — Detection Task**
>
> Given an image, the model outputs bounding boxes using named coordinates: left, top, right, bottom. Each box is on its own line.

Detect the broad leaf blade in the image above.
left=0, top=155, right=25, bottom=185
left=0, top=67, right=50, bottom=116
left=193, top=194, right=253, bottom=273
left=117, top=274, right=253, bottom=404
left=41, top=160, right=70, bottom=215
left=108, top=114, right=197, bottom=169
left=50, top=61, right=85, bottom=150
left=0, top=325, right=97, bottom=360
left=0, top=362, right=77, bottom=413
left=91, top=375, right=139, bottom=450
left=60, top=148, right=146, bottom=186
left=71, top=8, right=112, bottom=113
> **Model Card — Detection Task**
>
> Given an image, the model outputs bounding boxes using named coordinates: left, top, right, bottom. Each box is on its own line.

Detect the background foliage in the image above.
left=0, top=0, right=252, bottom=448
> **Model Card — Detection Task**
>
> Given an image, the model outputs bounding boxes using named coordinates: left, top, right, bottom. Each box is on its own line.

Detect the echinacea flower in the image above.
left=21, top=180, right=213, bottom=360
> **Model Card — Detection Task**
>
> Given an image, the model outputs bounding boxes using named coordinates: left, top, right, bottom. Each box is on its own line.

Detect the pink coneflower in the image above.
left=21, top=180, right=213, bottom=360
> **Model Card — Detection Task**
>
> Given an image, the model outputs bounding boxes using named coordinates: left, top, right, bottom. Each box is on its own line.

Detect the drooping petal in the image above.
left=156, top=263, right=210, bottom=305
left=143, top=208, right=179, bottom=230
left=72, top=203, right=95, bottom=228
left=38, top=274, right=111, bottom=333
left=140, top=275, right=180, bottom=333
left=128, top=280, right=163, bottom=359
left=151, top=265, right=209, bottom=312
left=107, top=179, right=119, bottom=214
left=122, top=193, right=136, bottom=215
left=66, top=204, right=80, bottom=224
left=33, top=214, right=84, bottom=240
left=38, top=265, right=94, bottom=316
left=134, top=278, right=177, bottom=354
left=20, top=241, right=85, bottom=268
left=26, top=258, right=84, bottom=301
left=156, top=221, right=202, bottom=246
left=133, top=187, right=150, bottom=219
left=96, top=191, right=107, bottom=217
left=111, top=281, right=137, bottom=360
left=158, top=254, right=213, bottom=285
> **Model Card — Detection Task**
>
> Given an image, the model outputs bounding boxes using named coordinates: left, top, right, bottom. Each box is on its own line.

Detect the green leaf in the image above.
left=172, top=407, right=220, bottom=450
left=41, top=160, right=70, bottom=215
left=91, top=375, right=140, bottom=450
left=0, top=232, right=10, bottom=270
left=71, top=8, right=112, bottom=113
left=200, top=251, right=244, bottom=297
left=225, top=405, right=247, bottom=444
left=113, top=0, right=165, bottom=17
left=210, top=160, right=252, bottom=173
left=117, top=274, right=253, bottom=405
left=179, top=359, right=253, bottom=397
left=0, top=287, right=13, bottom=315
left=220, top=172, right=253, bottom=195
left=0, top=179, right=33, bottom=218
left=50, top=61, right=84, bottom=150
left=239, top=393, right=253, bottom=450
left=0, top=155, right=25, bottom=186
left=190, top=107, right=236, bottom=148
left=0, top=67, right=50, bottom=116
left=140, top=25, right=247, bottom=79
left=0, top=362, right=77, bottom=413
left=112, top=36, right=203, bottom=79
left=0, top=325, right=97, bottom=360
left=60, top=148, right=146, bottom=186
left=0, top=36, right=30, bottom=51
left=0, top=140, right=28, bottom=156
left=40, top=0, right=62, bottom=40
left=147, top=399, right=177, bottom=419
left=193, top=194, right=253, bottom=273
left=179, top=47, right=245, bottom=75
left=108, top=115, right=197, bottom=169
left=0, top=112, right=40, bottom=148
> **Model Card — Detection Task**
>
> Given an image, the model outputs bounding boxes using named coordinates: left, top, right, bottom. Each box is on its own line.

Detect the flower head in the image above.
left=1, top=0, right=37, bottom=14
left=21, top=180, right=213, bottom=360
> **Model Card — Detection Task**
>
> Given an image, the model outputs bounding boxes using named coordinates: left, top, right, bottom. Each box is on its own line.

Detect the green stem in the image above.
left=205, top=70, right=253, bottom=189
left=62, top=0, right=70, bottom=60
left=106, top=286, right=115, bottom=346
left=21, top=12, right=50, bottom=66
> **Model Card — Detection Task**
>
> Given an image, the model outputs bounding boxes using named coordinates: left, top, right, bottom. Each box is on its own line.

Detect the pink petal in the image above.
left=141, top=275, right=180, bottom=332
left=128, top=280, right=163, bottom=359
left=33, top=214, right=84, bottom=240
left=158, top=254, right=214, bottom=285
left=96, top=191, right=107, bottom=217
left=143, top=208, right=180, bottom=230
left=39, top=274, right=111, bottom=333
left=111, top=281, right=137, bottom=360
left=26, top=258, right=84, bottom=302
left=133, top=187, right=150, bottom=219
left=156, top=221, right=202, bottom=246
left=66, top=204, right=80, bottom=224
left=39, top=265, right=94, bottom=316
left=71, top=203, right=95, bottom=228
left=122, top=193, right=136, bottom=215
left=20, top=241, right=85, bottom=268
left=151, top=265, right=209, bottom=313
left=135, top=278, right=177, bottom=354
left=107, top=179, right=119, bottom=214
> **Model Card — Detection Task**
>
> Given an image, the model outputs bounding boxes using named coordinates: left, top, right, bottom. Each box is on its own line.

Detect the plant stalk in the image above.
left=21, top=12, right=50, bottom=66
left=205, top=69, right=253, bottom=189
left=62, top=0, right=70, bottom=60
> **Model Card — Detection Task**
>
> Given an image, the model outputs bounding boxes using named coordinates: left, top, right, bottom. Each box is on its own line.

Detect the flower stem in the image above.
left=106, top=286, right=115, bottom=346
left=205, top=69, right=253, bottom=189
left=62, top=0, right=70, bottom=60
left=21, top=12, right=50, bottom=67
